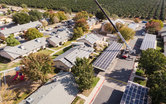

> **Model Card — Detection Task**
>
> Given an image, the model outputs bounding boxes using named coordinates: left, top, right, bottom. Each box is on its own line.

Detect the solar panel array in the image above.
left=120, top=81, right=149, bottom=104
left=93, top=41, right=122, bottom=71
left=140, top=34, right=156, bottom=50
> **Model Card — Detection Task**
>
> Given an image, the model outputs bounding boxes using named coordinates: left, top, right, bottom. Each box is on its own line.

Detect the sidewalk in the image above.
left=77, top=75, right=105, bottom=104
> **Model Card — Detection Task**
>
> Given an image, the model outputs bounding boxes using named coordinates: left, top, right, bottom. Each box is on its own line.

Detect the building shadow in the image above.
left=102, top=89, right=123, bottom=104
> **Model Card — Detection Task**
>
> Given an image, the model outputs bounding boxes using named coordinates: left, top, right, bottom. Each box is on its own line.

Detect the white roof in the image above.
left=140, top=34, right=156, bottom=50
left=1, top=37, right=47, bottom=59
left=77, top=33, right=101, bottom=45
left=54, top=45, right=94, bottom=68
left=20, top=72, right=78, bottom=104
left=128, top=23, right=139, bottom=30
left=0, top=21, right=42, bottom=37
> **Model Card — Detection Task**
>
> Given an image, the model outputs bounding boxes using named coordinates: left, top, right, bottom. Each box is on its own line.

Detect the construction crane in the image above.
left=94, top=0, right=135, bottom=55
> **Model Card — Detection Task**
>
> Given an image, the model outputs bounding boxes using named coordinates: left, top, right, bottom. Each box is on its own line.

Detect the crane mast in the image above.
left=94, top=0, right=135, bottom=54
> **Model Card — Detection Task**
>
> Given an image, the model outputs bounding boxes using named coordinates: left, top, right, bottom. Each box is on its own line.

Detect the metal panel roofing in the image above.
left=19, top=72, right=78, bottom=104
left=120, top=81, right=149, bottom=104
left=0, top=21, right=42, bottom=37
left=93, top=41, right=122, bottom=71
left=77, top=33, right=101, bottom=45
left=1, top=37, right=47, bottom=59
left=140, top=34, right=156, bottom=50
left=54, top=46, right=94, bottom=68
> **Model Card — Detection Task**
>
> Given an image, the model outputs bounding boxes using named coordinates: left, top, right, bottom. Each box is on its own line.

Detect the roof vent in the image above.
left=20, top=45, right=25, bottom=50
left=36, top=39, right=41, bottom=43
left=26, top=97, right=33, bottom=104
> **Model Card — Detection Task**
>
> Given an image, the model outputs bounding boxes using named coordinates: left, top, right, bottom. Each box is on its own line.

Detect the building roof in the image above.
left=54, top=45, right=94, bottom=68
left=55, top=28, right=72, bottom=40
left=161, top=32, right=166, bottom=37
left=1, top=37, right=47, bottom=59
left=87, top=17, right=97, bottom=28
left=0, top=21, right=42, bottom=37
left=20, top=72, right=78, bottom=104
left=128, top=23, right=139, bottom=30
left=93, top=41, right=122, bottom=71
left=140, top=34, right=156, bottom=50
left=120, top=81, right=149, bottom=104
left=159, top=26, right=166, bottom=34
left=77, top=33, right=102, bottom=45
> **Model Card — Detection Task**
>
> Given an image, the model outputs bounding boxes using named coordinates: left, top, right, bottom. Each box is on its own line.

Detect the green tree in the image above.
left=21, top=4, right=27, bottom=8
left=72, top=27, right=83, bottom=40
left=1, top=4, right=7, bottom=8
left=43, top=11, right=50, bottom=18
left=25, top=28, right=43, bottom=40
left=75, top=18, right=89, bottom=32
left=119, top=26, right=135, bottom=41
left=56, top=11, right=67, bottom=22
left=49, top=14, right=59, bottom=24
left=21, top=53, right=54, bottom=83
left=72, top=58, right=94, bottom=92
left=6, top=34, right=20, bottom=46
left=95, top=8, right=110, bottom=20
left=73, top=11, right=89, bottom=21
left=139, top=49, right=166, bottom=75
left=147, top=71, right=166, bottom=104
left=111, top=14, right=119, bottom=20
left=12, top=12, right=30, bottom=24
left=29, top=10, right=43, bottom=21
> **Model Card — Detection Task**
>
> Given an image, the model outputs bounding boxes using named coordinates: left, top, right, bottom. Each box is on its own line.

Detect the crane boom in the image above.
left=94, top=0, right=135, bottom=54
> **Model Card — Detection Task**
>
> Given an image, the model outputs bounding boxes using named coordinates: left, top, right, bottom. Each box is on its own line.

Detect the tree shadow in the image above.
left=133, top=38, right=143, bottom=54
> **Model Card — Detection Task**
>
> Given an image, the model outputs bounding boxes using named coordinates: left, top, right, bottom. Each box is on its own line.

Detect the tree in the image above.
left=25, top=28, right=43, bottom=40
left=1, top=4, right=7, bottom=8
left=115, top=22, right=124, bottom=30
left=134, top=18, right=139, bottom=23
left=118, top=26, right=135, bottom=41
left=29, top=10, right=43, bottom=21
left=0, top=84, right=16, bottom=104
left=49, top=14, right=59, bottom=24
left=111, top=14, right=119, bottom=20
left=21, top=4, right=27, bottom=8
left=73, top=11, right=89, bottom=21
left=147, top=71, right=166, bottom=104
left=139, top=49, right=166, bottom=75
left=12, top=12, right=30, bottom=24
left=71, top=58, right=94, bottom=92
left=72, top=27, right=83, bottom=40
left=75, top=18, right=89, bottom=32
left=6, top=34, right=20, bottom=46
left=95, top=8, right=110, bottom=20
left=146, top=19, right=164, bottom=34
left=43, top=11, right=50, bottom=18
left=103, top=23, right=115, bottom=33
left=20, top=53, right=54, bottom=83
left=56, top=11, right=67, bottom=22
left=41, top=20, right=48, bottom=28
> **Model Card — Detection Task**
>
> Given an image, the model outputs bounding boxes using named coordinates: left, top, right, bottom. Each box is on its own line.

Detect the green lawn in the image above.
left=0, top=56, right=20, bottom=71
left=134, top=77, right=147, bottom=86
left=49, top=40, right=75, bottom=51
left=82, top=77, right=100, bottom=97
left=51, top=45, right=72, bottom=59
left=37, top=49, right=54, bottom=55
left=71, top=96, right=85, bottom=104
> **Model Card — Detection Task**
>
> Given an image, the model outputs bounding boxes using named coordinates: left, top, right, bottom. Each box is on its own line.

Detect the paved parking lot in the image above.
left=92, top=85, right=123, bottom=104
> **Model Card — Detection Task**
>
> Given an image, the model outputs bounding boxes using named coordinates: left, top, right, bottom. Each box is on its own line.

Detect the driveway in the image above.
left=92, top=85, right=123, bottom=104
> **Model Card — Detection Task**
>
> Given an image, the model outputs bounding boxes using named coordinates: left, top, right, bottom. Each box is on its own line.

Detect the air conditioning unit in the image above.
left=26, top=97, right=33, bottom=104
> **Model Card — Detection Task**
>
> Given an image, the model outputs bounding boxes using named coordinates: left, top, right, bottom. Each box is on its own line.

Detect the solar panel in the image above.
left=140, top=34, right=156, bottom=50
left=120, top=81, right=149, bottom=104
left=93, top=41, right=122, bottom=71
